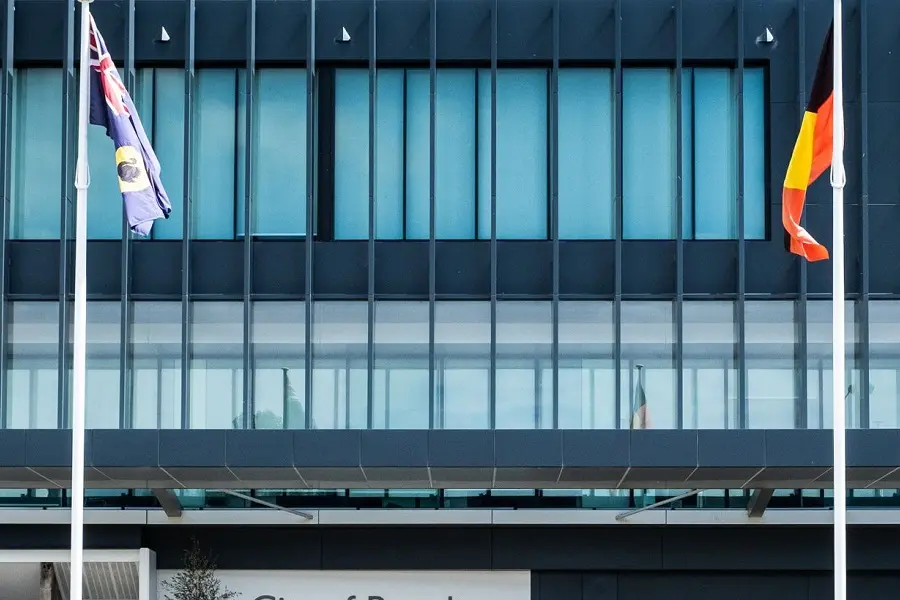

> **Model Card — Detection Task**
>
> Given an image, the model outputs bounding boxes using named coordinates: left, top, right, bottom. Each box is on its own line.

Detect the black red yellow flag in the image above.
left=782, top=22, right=833, bottom=262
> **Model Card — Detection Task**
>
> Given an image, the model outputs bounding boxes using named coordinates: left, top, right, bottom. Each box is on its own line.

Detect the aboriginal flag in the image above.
left=782, top=22, right=833, bottom=262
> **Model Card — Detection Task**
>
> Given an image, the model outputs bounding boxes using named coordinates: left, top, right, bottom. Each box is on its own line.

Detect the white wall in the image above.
left=156, top=570, right=530, bottom=600
left=0, top=563, right=41, bottom=600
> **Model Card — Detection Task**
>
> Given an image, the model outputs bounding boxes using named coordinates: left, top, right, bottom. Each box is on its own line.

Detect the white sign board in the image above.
left=157, top=570, right=530, bottom=600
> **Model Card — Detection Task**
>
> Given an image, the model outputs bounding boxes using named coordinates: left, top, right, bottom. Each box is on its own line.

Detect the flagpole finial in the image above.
left=635, top=364, right=644, bottom=370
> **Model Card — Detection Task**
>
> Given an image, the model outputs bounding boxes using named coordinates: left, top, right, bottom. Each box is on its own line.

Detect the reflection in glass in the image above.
left=189, top=302, right=243, bottom=429
left=623, top=69, right=676, bottom=239
left=82, top=303, right=121, bottom=428
left=6, top=302, right=60, bottom=428
left=558, top=70, right=614, bottom=239
left=311, top=302, right=367, bottom=429
left=868, top=301, right=900, bottom=428
left=558, top=302, right=615, bottom=429
left=745, top=300, right=799, bottom=428
left=495, top=302, right=551, bottom=429
left=620, top=301, right=676, bottom=429
left=682, top=301, right=738, bottom=429
left=373, top=302, right=429, bottom=429
left=131, top=302, right=182, bottom=429
left=806, top=300, right=860, bottom=429
left=435, top=302, right=490, bottom=429
left=192, top=69, right=241, bottom=239
left=252, top=302, right=306, bottom=429
left=10, top=69, right=63, bottom=240
left=476, top=69, right=548, bottom=240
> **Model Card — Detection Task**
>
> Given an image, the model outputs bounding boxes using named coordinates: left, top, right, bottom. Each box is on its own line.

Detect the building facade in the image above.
left=1, top=0, right=900, bottom=597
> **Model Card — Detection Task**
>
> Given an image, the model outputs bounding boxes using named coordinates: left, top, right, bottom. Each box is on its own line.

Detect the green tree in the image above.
left=160, top=538, right=240, bottom=600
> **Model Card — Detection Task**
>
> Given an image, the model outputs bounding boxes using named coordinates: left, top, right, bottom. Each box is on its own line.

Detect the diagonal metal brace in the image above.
left=615, top=489, right=701, bottom=521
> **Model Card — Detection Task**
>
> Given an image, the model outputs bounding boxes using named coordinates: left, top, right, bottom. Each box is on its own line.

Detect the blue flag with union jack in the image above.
left=89, top=15, right=172, bottom=236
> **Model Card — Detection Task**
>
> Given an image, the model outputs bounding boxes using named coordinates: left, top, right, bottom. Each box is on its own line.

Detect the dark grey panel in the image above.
left=293, top=430, right=361, bottom=465
left=191, top=241, right=243, bottom=297
left=497, top=241, right=553, bottom=297
left=252, top=240, right=306, bottom=296
left=376, top=0, right=431, bottom=61
left=867, top=0, right=900, bottom=103
left=195, top=0, right=247, bottom=63
left=314, top=242, right=368, bottom=297
left=697, top=429, right=764, bottom=467
left=0, top=525, right=142, bottom=550
left=7, top=242, right=60, bottom=297
left=493, top=527, right=664, bottom=570
left=745, top=205, right=798, bottom=295
left=360, top=429, right=428, bottom=467
left=622, top=242, right=676, bottom=296
left=86, top=241, right=123, bottom=297
left=0, top=429, right=26, bottom=466
left=428, top=429, right=494, bottom=467
left=495, top=430, right=561, bottom=467
left=131, top=240, right=183, bottom=297
left=847, top=429, right=900, bottom=467
left=498, top=0, right=553, bottom=62
left=158, top=429, right=226, bottom=467
left=321, top=527, right=493, bottom=570
left=13, top=0, right=66, bottom=63
left=88, top=2, right=127, bottom=60
left=563, top=429, right=628, bottom=466
left=374, top=242, right=429, bottom=297
left=145, top=526, right=325, bottom=569
left=558, top=0, right=614, bottom=62
left=6, top=429, right=900, bottom=489
left=631, top=430, right=696, bottom=467
left=315, top=0, right=370, bottom=62
left=91, top=429, right=159, bottom=467
left=682, top=0, right=735, bottom=61
left=765, top=429, right=830, bottom=467
left=805, top=204, right=861, bottom=296
left=617, top=573, right=810, bottom=600
left=662, top=527, right=831, bottom=571
left=620, top=0, right=674, bottom=60
left=429, top=431, right=493, bottom=483
left=435, top=242, right=491, bottom=298
left=559, top=242, right=615, bottom=297
left=255, top=0, right=308, bottom=63
left=869, top=205, right=900, bottom=294
left=683, top=242, right=737, bottom=296
left=26, top=429, right=77, bottom=467
left=583, top=574, right=617, bottom=600
left=134, top=0, right=187, bottom=64
left=226, top=429, right=293, bottom=467
left=435, top=0, right=491, bottom=61
left=537, top=573, right=583, bottom=600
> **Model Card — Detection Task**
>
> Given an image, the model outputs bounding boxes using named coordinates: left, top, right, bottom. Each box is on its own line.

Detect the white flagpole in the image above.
left=830, top=1, right=847, bottom=600
left=71, top=0, right=93, bottom=599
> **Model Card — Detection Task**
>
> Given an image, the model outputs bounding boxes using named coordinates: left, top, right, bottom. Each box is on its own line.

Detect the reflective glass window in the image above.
left=10, top=69, right=63, bottom=240
left=311, top=302, right=367, bottom=429
left=373, top=302, right=429, bottom=429
left=435, top=302, right=490, bottom=429
left=745, top=301, right=799, bottom=428
left=620, top=301, right=676, bottom=429
left=558, top=301, right=615, bottom=428
left=189, top=302, right=243, bottom=428
left=495, top=301, right=552, bottom=429
left=6, top=302, right=60, bottom=428
left=682, top=301, right=738, bottom=429
left=252, top=302, right=306, bottom=429
left=131, top=302, right=182, bottom=429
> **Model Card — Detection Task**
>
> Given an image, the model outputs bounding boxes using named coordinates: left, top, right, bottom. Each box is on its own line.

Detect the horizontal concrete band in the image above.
left=0, top=429, right=897, bottom=489
left=0, top=508, right=898, bottom=527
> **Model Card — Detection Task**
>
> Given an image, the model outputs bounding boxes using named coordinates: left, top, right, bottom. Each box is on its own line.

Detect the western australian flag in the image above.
left=88, top=15, right=171, bottom=235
